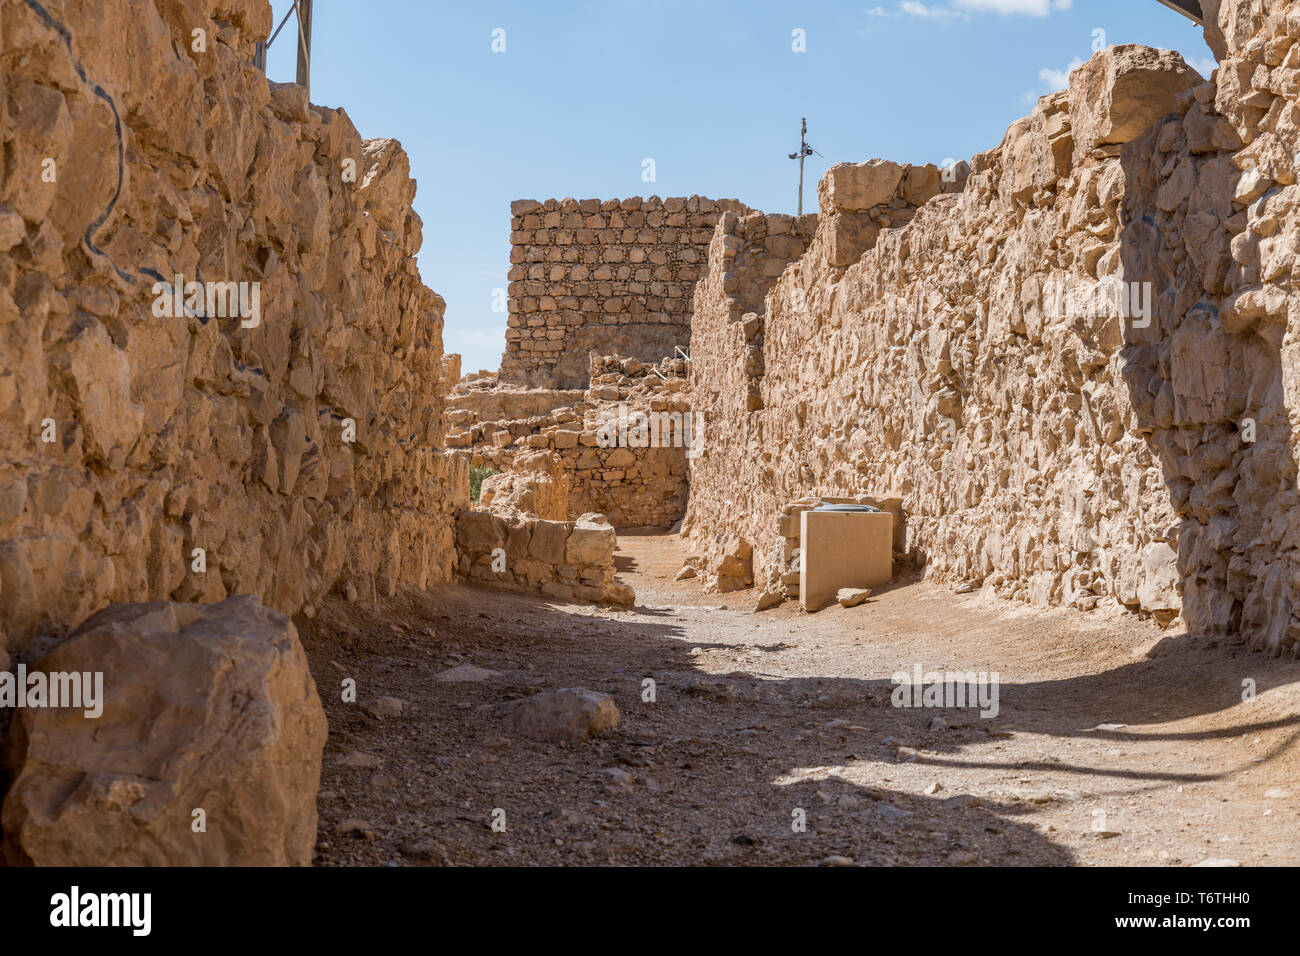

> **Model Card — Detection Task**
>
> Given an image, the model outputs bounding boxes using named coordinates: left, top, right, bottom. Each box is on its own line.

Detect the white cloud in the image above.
left=869, top=0, right=1070, bottom=22
left=955, top=0, right=1072, bottom=14
left=1038, top=55, right=1084, bottom=91
left=1185, top=54, right=1217, bottom=77
left=1023, top=54, right=1082, bottom=102
left=899, top=1, right=970, bottom=20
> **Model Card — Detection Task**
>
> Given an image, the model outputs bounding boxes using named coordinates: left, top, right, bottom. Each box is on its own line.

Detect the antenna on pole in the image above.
left=788, top=118, right=821, bottom=216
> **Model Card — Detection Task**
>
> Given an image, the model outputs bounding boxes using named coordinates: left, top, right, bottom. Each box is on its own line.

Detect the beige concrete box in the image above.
left=799, top=509, right=893, bottom=611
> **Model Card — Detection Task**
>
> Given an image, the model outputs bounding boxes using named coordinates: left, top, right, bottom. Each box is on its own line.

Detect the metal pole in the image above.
left=797, top=118, right=807, bottom=216
left=295, top=0, right=313, bottom=97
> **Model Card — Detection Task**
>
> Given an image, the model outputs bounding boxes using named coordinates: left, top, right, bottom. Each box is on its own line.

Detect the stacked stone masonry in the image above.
left=685, top=7, right=1300, bottom=657
left=455, top=510, right=634, bottom=607
left=449, top=354, right=691, bottom=529
left=0, top=0, right=467, bottom=659
left=500, top=195, right=752, bottom=389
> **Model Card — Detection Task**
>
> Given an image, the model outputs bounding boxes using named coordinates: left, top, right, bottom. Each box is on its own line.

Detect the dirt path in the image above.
left=301, top=532, right=1300, bottom=866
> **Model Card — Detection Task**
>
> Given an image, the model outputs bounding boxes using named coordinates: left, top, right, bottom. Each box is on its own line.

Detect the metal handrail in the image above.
left=253, top=1, right=312, bottom=98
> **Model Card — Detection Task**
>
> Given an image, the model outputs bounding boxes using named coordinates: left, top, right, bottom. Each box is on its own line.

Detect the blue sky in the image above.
left=265, top=0, right=1213, bottom=375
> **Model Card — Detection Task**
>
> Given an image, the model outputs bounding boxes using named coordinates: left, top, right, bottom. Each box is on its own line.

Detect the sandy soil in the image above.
left=300, top=531, right=1300, bottom=866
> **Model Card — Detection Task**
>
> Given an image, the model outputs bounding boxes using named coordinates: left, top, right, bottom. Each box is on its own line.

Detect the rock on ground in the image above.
left=1, top=595, right=327, bottom=866
left=837, top=588, right=871, bottom=608
left=500, top=688, right=620, bottom=744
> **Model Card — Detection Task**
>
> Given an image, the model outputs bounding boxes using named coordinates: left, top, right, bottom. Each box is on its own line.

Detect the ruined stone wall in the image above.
left=450, top=356, right=691, bottom=529
left=685, top=46, right=1211, bottom=634
left=455, top=510, right=633, bottom=606
left=500, top=196, right=751, bottom=390
left=0, top=0, right=466, bottom=657
left=1117, top=0, right=1300, bottom=652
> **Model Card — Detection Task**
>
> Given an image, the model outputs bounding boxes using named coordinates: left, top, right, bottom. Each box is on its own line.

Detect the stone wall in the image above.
left=455, top=510, right=634, bottom=606
left=1119, top=0, right=1300, bottom=651
left=450, top=355, right=692, bottom=529
left=0, top=0, right=466, bottom=656
left=684, top=46, right=1215, bottom=634
left=500, top=196, right=751, bottom=389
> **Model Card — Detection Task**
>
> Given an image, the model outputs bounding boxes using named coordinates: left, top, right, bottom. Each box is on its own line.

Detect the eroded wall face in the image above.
left=501, top=196, right=752, bottom=389
left=0, top=0, right=466, bottom=654
left=685, top=37, right=1300, bottom=643
left=1123, top=0, right=1300, bottom=651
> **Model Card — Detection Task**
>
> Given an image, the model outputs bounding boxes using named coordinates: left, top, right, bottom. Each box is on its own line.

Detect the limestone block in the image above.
left=820, top=160, right=905, bottom=212
left=1069, top=45, right=1199, bottom=162
left=566, top=514, right=616, bottom=566
left=799, top=511, right=893, bottom=612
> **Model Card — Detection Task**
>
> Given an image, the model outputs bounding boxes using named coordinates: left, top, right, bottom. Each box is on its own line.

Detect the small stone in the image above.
left=836, top=587, right=871, bottom=608
left=1193, top=857, right=1241, bottom=867
left=366, top=696, right=405, bottom=718
left=336, top=819, right=377, bottom=840
left=399, top=837, right=451, bottom=864
left=820, top=855, right=854, bottom=867
left=674, top=566, right=697, bottom=580
left=434, top=663, right=502, bottom=682
left=501, top=687, right=620, bottom=743
left=923, top=782, right=943, bottom=795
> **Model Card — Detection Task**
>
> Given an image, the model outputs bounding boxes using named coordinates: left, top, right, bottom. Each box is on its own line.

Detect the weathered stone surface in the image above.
left=500, top=688, right=620, bottom=744
left=821, top=160, right=906, bottom=212
left=683, top=37, right=1284, bottom=642
left=479, top=451, right=569, bottom=520
left=566, top=514, right=617, bottom=565
left=455, top=506, right=632, bottom=606
left=837, top=587, right=871, bottom=608
left=449, top=353, right=696, bottom=529
left=498, top=196, right=753, bottom=389
left=1069, top=45, right=1200, bottom=160
left=433, top=663, right=502, bottom=682
left=0, top=0, right=465, bottom=659
left=1, top=596, right=327, bottom=866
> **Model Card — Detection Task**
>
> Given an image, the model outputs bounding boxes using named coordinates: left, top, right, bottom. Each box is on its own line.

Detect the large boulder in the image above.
left=1, top=595, right=328, bottom=866
left=819, top=160, right=905, bottom=212
left=1068, top=45, right=1200, bottom=163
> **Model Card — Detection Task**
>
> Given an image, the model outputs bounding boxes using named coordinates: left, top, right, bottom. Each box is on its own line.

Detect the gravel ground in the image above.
left=300, top=531, right=1300, bottom=867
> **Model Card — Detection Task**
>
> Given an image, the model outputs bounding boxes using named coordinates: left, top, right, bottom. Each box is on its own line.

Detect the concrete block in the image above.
left=799, top=510, right=893, bottom=612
